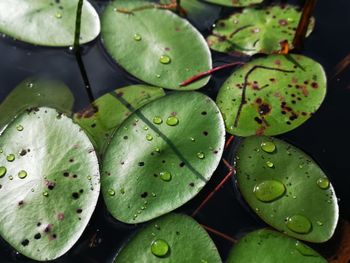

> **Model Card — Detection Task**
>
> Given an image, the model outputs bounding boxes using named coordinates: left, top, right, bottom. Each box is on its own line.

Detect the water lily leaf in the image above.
left=0, top=107, right=100, bottom=260
left=0, top=0, right=100, bottom=46
left=216, top=54, right=326, bottom=136
left=114, top=213, right=221, bottom=262
left=207, top=5, right=315, bottom=56
left=160, top=0, right=221, bottom=30
left=74, top=85, right=165, bottom=155
left=102, top=92, right=225, bottom=223
left=101, top=0, right=212, bottom=90
left=227, top=229, right=327, bottom=263
left=0, top=77, right=74, bottom=130
left=235, top=136, right=338, bottom=242
left=203, top=0, right=263, bottom=7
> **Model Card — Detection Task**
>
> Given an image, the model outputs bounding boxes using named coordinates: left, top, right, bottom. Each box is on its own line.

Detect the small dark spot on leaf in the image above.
left=179, top=162, right=185, bottom=167
left=63, top=172, right=69, bottom=177
left=69, top=159, right=74, bottom=163
left=141, top=192, right=148, bottom=198
left=203, top=131, right=208, bottom=136
left=72, top=192, right=80, bottom=199
left=76, top=208, right=83, bottom=214
left=138, top=162, right=145, bottom=167
left=34, top=233, right=41, bottom=240
left=123, top=136, right=128, bottom=140
left=19, top=149, right=27, bottom=156
left=201, top=111, right=207, bottom=115
left=189, top=183, right=194, bottom=187
left=21, top=239, right=29, bottom=246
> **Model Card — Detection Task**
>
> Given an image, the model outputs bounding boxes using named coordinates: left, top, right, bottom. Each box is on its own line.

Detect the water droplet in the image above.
left=0, top=166, right=6, bottom=178
left=87, top=175, right=92, bottom=180
left=197, top=152, right=205, bottom=159
left=155, top=147, right=160, bottom=153
left=154, top=224, right=160, bottom=230
left=316, top=221, right=323, bottom=226
left=151, top=239, right=169, bottom=257
left=153, top=116, right=163, bottom=125
left=120, top=188, right=125, bottom=194
left=156, top=74, right=161, bottom=78
left=108, top=189, right=115, bottom=196
left=253, top=180, right=285, bottom=202
left=316, top=178, right=330, bottom=189
left=55, top=12, right=62, bottom=19
left=159, top=55, right=171, bottom=64
left=166, top=116, right=179, bottom=126
left=6, top=154, right=15, bottom=162
left=133, top=33, right=142, bottom=41
left=266, top=161, right=274, bottom=168
left=27, top=82, right=34, bottom=88
left=261, top=141, right=276, bottom=153
left=9, top=175, right=13, bottom=180
left=18, top=170, right=27, bottom=179
left=295, top=241, right=318, bottom=256
left=143, top=126, right=149, bottom=131
left=286, top=215, right=312, bottom=234
left=160, top=171, right=172, bottom=182
left=43, top=191, right=49, bottom=197
left=190, top=137, right=195, bottom=142
left=146, top=134, right=153, bottom=141
left=151, top=192, right=157, bottom=197
left=16, top=125, right=24, bottom=131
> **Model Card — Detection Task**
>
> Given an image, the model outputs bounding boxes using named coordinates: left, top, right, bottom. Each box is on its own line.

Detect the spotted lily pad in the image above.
left=101, top=0, right=212, bottom=90
left=0, top=77, right=74, bottom=130
left=235, top=136, right=338, bottom=242
left=203, top=0, right=263, bottom=7
left=114, top=213, right=221, bottom=262
left=208, top=5, right=315, bottom=56
left=227, top=229, right=327, bottom=263
left=160, top=0, right=221, bottom=30
left=0, top=107, right=100, bottom=260
left=74, top=85, right=165, bottom=155
left=102, top=92, right=225, bottom=223
left=216, top=54, right=326, bottom=136
left=0, top=0, right=100, bottom=46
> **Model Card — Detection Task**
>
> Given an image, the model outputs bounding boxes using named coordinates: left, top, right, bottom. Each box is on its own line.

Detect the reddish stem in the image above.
left=222, top=158, right=234, bottom=171
left=225, top=135, right=235, bottom=149
left=192, top=168, right=235, bottom=217
left=180, top=62, right=244, bottom=87
left=201, top=224, right=237, bottom=243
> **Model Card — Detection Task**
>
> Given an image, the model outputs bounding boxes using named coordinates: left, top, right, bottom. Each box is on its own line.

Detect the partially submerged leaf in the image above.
left=0, top=77, right=74, bottom=130
left=0, top=107, right=100, bottom=260
left=160, top=0, right=221, bottom=30
left=235, top=136, right=338, bottom=242
left=74, top=85, right=165, bottom=154
left=101, top=0, right=212, bottom=90
left=203, top=0, right=263, bottom=7
left=207, top=5, right=315, bottom=56
left=216, top=54, right=326, bottom=136
left=102, top=92, right=225, bottom=223
left=0, top=0, right=100, bottom=46
left=114, top=213, right=222, bottom=262
left=227, top=229, right=327, bottom=263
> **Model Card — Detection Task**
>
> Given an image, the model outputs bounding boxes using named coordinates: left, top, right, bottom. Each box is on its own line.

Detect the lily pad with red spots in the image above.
left=216, top=54, right=326, bottom=136
left=203, top=0, right=263, bottom=7
left=74, top=85, right=165, bottom=155
left=207, top=5, right=315, bottom=56
left=0, top=107, right=100, bottom=260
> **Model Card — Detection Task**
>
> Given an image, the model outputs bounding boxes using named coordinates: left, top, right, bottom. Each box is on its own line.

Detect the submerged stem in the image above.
left=74, top=0, right=94, bottom=103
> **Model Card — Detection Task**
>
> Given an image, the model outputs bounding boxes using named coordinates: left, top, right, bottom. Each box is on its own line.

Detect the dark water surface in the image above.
left=0, top=0, right=349, bottom=262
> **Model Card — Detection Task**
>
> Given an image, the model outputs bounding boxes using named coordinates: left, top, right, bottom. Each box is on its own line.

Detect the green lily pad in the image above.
left=114, top=213, right=222, bottom=262
left=74, top=85, right=165, bottom=155
left=160, top=0, right=221, bottom=30
left=235, top=136, right=338, bottom=242
left=227, top=229, right=327, bottom=263
left=0, top=0, right=100, bottom=46
left=203, top=0, right=263, bottom=7
left=101, top=0, right=212, bottom=90
left=0, top=107, right=100, bottom=260
left=0, top=77, right=74, bottom=130
left=216, top=54, right=326, bottom=136
left=102, top=92, right=225, bottom=223
left=207, top=5, right=315, bottom=56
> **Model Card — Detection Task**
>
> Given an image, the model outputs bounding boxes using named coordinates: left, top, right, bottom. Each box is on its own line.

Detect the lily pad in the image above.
left=227, top=229, right=327, bottom=263
left=235, top=136, right=338, bottom=242
left=0, top=77, right=74, bottom=130
left=216, top=54, right=326, bottom=136
left=74, top=85, right=165, bottom=155
left=0, top=107, right=100, bottom=260
left=101, top=0, right=212, bottom=90
left=208, top=5, right=315, bottom=56
left=0, top=0, right=100, bottom=46
left=102, top=92, right=225, bottom=223
left=160, top=0, right=221, bottom=30
left=203, top=0, right=263, bottom=7
left=114, top=213, right=222, bottom=262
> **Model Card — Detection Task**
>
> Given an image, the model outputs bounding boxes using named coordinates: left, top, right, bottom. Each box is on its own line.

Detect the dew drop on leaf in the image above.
left=151, top=239, right=169, bottom=257
left=18, top=170, right=27, bottom=179
left=160, top=171, right=172, bottom=182
left=153, top=116, right=163, bottom=125
left=260, top=141, right=276, bottom=153
left=6, top=154, right=15, bottom=162
left=285, top=215, right=312, bottom=234
left=0, top=166, right=7, bottom=178
left=133, top=33, right=142, bottom=41
left=166, top=116, right=179, bottom=126
left=253, top=180, right=285, bottom=202
left=316, top=178, right=330, bottom=190
left=159, top=55, right=171, bottom=65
